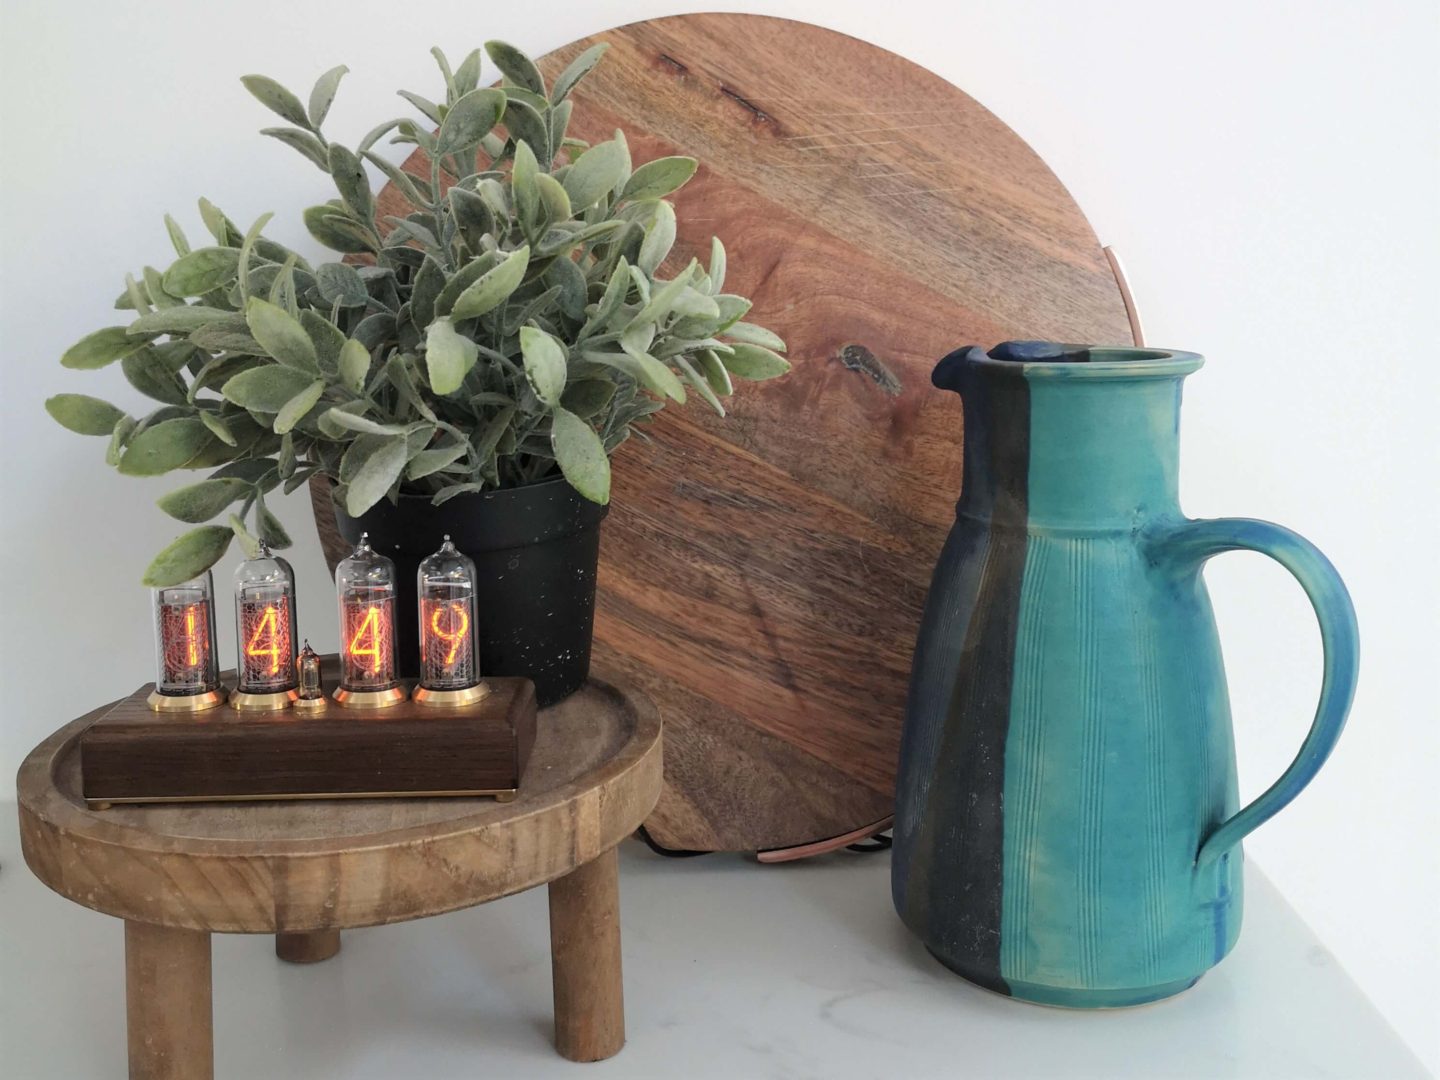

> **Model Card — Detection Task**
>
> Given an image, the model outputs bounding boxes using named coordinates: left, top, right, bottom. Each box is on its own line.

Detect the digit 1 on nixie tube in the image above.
left=148, top=571, right=225, bottom=712
left=231, top=541, right=300, bottom=711
left=333, top=533, right=405, bottom=708
left=412, top=535, right=486, bottom=707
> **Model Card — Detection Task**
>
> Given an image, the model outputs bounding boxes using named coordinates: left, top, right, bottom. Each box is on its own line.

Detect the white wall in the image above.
left=2, top=0, right=1436, bottom=1070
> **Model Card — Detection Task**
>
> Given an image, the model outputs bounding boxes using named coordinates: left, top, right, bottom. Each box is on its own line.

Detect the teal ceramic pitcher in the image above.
left=892, top=342, right=1359, bottom=1007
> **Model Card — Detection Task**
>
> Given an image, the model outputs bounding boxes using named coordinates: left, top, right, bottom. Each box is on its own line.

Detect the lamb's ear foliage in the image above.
left=52, top=42, right=788, bottom=586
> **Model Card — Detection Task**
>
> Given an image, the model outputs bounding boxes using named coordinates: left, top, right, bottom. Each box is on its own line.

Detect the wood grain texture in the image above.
left=78, top=667, right=536, bottom=803
left=548, top=847, right=625, bottom=1062
left=125, top=921, right=212, bottom=1080
left=18, top=673, right=661, bottom=932
left=327, top=13, right=1136, bottom=852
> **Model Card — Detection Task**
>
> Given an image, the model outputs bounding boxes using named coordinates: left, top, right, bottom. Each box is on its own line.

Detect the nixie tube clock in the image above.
left=148, top=571, right=224, bottom=712
left=231, top=542, right=299, bottom=711
left=412, top=536, right=486, bottom=707
left=333, top=533, right=405, bottom=708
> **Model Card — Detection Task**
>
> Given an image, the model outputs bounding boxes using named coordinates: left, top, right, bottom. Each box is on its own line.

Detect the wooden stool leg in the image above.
left=548, top=846, right=625, bottom=1061
left=275, top=930, right=342, bottom=963
left=125, top=921, right=213, bottom=1080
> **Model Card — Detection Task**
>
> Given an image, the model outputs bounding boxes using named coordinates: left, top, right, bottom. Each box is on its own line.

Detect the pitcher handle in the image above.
left=1157, top=518, right=1359, bottom=868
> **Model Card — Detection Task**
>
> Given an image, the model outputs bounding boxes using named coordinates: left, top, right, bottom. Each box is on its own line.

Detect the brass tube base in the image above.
left=292, top=695, right=328, bottom=711
left=230, top=688, right=299, bottom=712
left=147, top=688, right=227, bottom=713
left=331, top=685, right=407, bottom=709
left=411, top=683, right=490, bottom=708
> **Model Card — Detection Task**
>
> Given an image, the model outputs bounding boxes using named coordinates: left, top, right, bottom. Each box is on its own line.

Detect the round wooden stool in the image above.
left=17, top=677, right=661, bottom=1079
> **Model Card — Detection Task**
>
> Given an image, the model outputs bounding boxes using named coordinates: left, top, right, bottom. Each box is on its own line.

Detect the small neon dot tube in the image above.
left=149, top=571, right=224, bottom=712
left=231, top=541, right=299, bottom=711
left=333, top=533, right=404, bottom=708
left=293, top=640, right=326, bottom=710
left=412, top=535, right=485, bottom=707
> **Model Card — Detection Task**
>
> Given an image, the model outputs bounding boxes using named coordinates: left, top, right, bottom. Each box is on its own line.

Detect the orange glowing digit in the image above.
left=347, top=604, right=383, bottom=674
left=429, top=603, right=470, bottom=666
left=184, top=606, right=199, bottom=666
left=245, top=604, right=281, bottom=675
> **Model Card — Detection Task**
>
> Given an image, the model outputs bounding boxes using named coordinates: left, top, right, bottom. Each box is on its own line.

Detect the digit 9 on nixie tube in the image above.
left=231, top=542, right=300, bottom=711
left=333, top=533, right=405, bottom=708
left=148, top=571, right=224, bottom=712
left=412, top=536, right=486, bottom=707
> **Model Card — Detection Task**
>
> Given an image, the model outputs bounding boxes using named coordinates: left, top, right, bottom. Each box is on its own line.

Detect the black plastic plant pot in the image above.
left=332, top=476, right=609, bottom=707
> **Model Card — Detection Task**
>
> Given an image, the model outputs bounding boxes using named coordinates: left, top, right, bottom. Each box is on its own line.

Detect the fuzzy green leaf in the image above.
left=677, top=355, right=724, bottom=416
left=141, top=526, right=232, bottom=587
left=221, top=365, right=318, bottom=412
left=405, top=439, right=469, bottom=480
left=328, top=143, right=374, bottom=222
left=484, top=40, right=545, bottom=95
left=60, top=327, right=149, bottom=370
left=637, top=200, right=676, bottom=275
left=561, top=379, right=616, bottom=419
left=156, top=478, right=251, bottom=523
left=620, top=156, right=698, bottom=202
left=315, top=262, right=369, bottom=307
left=303, top=204, right=375, bottom=253
left=127, top=305, right=232, bottom=337
left=45, top=394, right=126, bottom=435
left=723, top=321, right=787, bottom=351
left=198, top=198, right=243, bottom=246
left=561, top=137, right=626, bottom=211
left=534, top=172, right=572, bottom=226
left=345, top=435, right=409, bottom=515
left=424, top=317, right=478, bottom=396
left=450, top=244, right=530, bottom=321
left=199, top=410, right=237, bottom=446
left=245, top=297, right=319, bottom=372
left=261, top=127, right=328, bottom=169
left=307, top=64, right=349, bottom=127
left=722, top=342, right=792, bottom=380
left=320, top=408, right=411, bottom=437
left=163, top=247, right=241, bottom=297
left=551, top=42, right=608, bottom=104
left=708, top=236, right=727, bottom=294
left=121, top=349, right=188, bottom=405
left=256, top=493, right=292, bottom=548
left=437, top=87, right=506, bottom=153
left=550, top=407, right=609, bottom=504
left=510, top=139, right=540, bottom=230
left=117, top=418, right=212, bottom=476
left=274, top=378, right=326, bottom=434
left=520, top=326, right=567, bottom=406
left=229, top=513, right=261, bottom=558
left=164, top=214, right=191, bottom=257
left=338, top=338, right=371, bottom=393
left=240, top=74, right=310, bottom=128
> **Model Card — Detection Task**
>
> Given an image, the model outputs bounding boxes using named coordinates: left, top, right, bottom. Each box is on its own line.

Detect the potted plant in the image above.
left=45, top=42, right=789, bottom=703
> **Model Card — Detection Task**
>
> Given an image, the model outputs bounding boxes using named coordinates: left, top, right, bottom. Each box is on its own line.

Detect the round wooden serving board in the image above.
left=368, top=14, right=1135, bottom=852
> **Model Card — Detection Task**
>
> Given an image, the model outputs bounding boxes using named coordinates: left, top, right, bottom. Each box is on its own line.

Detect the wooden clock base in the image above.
left=79, top=660, right=536, bottom=807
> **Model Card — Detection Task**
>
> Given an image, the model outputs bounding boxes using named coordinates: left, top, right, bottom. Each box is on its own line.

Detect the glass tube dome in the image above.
left=233, top=542, right=299, bottom=699
left=334, top=533, right=402, bottom=705
left=417, top=535, right=479, bottom=693
left=150, top=571, right=222, bottom=710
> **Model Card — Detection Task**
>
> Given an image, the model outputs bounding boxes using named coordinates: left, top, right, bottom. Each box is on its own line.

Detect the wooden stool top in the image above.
left=17, top=676, right=661, bottom=933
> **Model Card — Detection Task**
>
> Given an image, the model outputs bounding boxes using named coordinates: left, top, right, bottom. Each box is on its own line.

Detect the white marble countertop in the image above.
left=0, top=807, right=1427, bottom=1079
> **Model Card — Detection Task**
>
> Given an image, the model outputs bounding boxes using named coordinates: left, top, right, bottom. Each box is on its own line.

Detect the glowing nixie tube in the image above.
left=148, top=571, right=224, bottom=712
left=294, top=640, right=326, bottom=709
left=231, top=542, right=299, bottom=711
left=412, top=536, right=485, bottom=707
left=333, top=533, right=405, bottom=708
